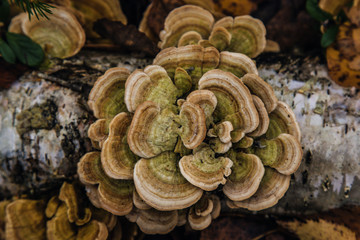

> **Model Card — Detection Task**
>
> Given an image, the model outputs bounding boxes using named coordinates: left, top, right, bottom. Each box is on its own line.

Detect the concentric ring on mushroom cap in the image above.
left=159, top=5, right=215, bottom=49
left=253, top=133, right=303, bottom=175
left=210, top=15, right=266, bottom=58
left=199, top=69, right=259, bottom=139
left=227, top=167, right=290, bottom=211
left=223, top=151, right=264, bottom=201
left=265, top=101, right=301, bottom=141
left=77, top=152, right=134, bottom=216
left=18, top=7, right=85, bottom=59
left=133, top=152, right=203, bottom=211
left=101, top=112, right=139, bottom=179
left=179, top=146, right=233, bottom=191
left=127, top=101, right=179, bottom=158
left=126, top=207, right=178, bottom=235
left=125, top=65, right=181, bottom=112
left=88, top=67, right=130, bottom=119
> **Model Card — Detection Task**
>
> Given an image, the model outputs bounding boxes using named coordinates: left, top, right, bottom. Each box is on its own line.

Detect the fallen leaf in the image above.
left=279, top=219, right=356, bottom=240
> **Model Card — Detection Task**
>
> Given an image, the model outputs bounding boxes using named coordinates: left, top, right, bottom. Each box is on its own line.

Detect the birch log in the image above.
left=0, top=51, right=359, bottom=215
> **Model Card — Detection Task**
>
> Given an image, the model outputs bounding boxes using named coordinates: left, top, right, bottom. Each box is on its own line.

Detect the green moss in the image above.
left=16, top=100, right=57, bottom=136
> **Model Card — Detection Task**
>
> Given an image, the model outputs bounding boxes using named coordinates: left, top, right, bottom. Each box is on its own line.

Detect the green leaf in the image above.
left=6, top=32, right=44, bottom=67
left=0, top=0, right=10, bottom=23
left=321, top=25, right=339, bottom=48
left=306, top=0, right=332, bottom=22
left=0, top=38, right=16, bottom=64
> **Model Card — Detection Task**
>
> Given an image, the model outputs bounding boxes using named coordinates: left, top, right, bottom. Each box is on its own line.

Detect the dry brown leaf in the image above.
left=279, top=219, right=356, bottom=240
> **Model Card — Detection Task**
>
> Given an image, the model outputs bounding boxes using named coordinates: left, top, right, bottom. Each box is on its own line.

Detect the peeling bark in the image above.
left=0, top=50, right=359, bottom=215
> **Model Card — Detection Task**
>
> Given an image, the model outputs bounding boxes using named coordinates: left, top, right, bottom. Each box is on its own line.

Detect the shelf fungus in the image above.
left=78, top=45, right=302, bottom=232
left=158, top=5, right=266, bottom=58
left=188, top=194, right=220, bottom=230
left=9, top=7, right=85, bottom=59
left=46, top=182, right=117, bottom=240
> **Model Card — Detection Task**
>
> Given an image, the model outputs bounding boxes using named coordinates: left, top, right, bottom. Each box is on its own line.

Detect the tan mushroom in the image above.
left=188, top=194, right=220, bottom=230
left=266, top=101, right=301, bottom=141
left=208, top=121, right=233, bottom=143
left=223, top=151, right=264, bottom=201
left=127, top=100, right=206, bottom=158
left=124, top=65, right=180, bottom=112
left=153, top=45, right=220, bottom=84
left=77, top=152, right=134, bottom=216
left=133, top=191, right=151, bottom=210
left=253, top=133, right=303, bottom=175
left=209, top=138, right=232, bottom=153
left=9, top=7, right=85, bottom=59
left=5, top=199, right=46, bottom=240
left=241, top=73, right=278, bottom=113
left=179, top=146, right=233, bottom=191
left=228, top=167, right=290, bottom=211
left=58, top=182, right=92, bottom=226
left=87, top=119, right=109, bottom=149
left=248, top=95, right=270, bottom=137
left=133, top=152, right=203, bottom=211
left=126, top=208, right=178, bottom=235
left=218, top=51, right=258, bottom=79
left=101, top=112, right=139, bottom=179
left=209, top=15, right=266, bottom=58
left=199, top=69, right=259, bottom=140
left=126, top=101, right=179, bottom=158
left=159, top=5, right=214, bottom=49
left=88, top=67, right=130, bottom=119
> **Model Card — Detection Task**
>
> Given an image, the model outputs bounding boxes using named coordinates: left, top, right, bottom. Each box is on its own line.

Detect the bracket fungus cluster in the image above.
left=78, top=44, right=302, bottom=233
left=9, top=7, right=85, bottom=59
left=158, top=5, right=267, bottom=58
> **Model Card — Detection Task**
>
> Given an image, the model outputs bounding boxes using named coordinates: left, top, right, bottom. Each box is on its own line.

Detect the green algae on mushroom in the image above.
left=101, top=112, right=139, bottom=179
left=227, top=167, right=291, bottom=211
left=179, top=146, right=233, bottom=191
left=9, top=7, right=85, bottom=59
left=77, top=152, right=134, bottom=216
left=133, top=152, right=203, bottom=211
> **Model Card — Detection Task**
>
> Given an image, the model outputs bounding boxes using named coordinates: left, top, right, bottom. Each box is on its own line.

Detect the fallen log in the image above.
left=0, top=50, right=358, bottom=215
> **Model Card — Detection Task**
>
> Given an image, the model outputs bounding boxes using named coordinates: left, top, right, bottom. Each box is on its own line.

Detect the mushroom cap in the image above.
left=77, top=220, right=108, bottom=240
left=133, top=191, right=151, bottom=210
left=218, top=51, right=258, bottom=78
left=248, top=95, right=270, bottom=137
left=241, top=73, right=278, bottom=113
left=159, top=5, right=214, bottom=49
left=58, top=182, right=92, bottom=226
left=179, top=146, right=233, bottom=191
left=188, top=194, right=220, bottom=231
left=266, top=101, right=301, bottom=142
left=223, top=151, right=264, bottom=201
left=5, top=199, right=46, bottom=240
left=178, top=31, right=203, bottom=46
left=133, top=152, right=203, bottom=211
left=16, top=7, right=85, bottom=59
left=127, top=208, right=178, bottom=235
left=45, top=196, right=61, bottom=219
left=209, top=138, right=233, bottom=154
left=46, top=203, right=77, bottom=240
left=88, top=67, right=130, bottom=119
left=77, top=152, right=134, bottom=216
left=87, top=119, right=109, bottom=148
left=227, top=167, right=290, bottom=211
left=253, top=133, right=303, bottom=175
left=186, top=90, right=217, bottom=120
left=124, top=65, right=180, bottom=112
left=199, top=69, right=259, bottom=136
left=127, top=101, right=179, bottom=158
left=208, top=121, right=233, bottom=143
left=153, top=45, right=220, bottom=84
left=178, top=101, right=207, bottom=149
left=70, top=0, right=127, bottom=38
left=101, top=112, right=139, bottom=179
left=210, top=15, right=266, bottom=58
